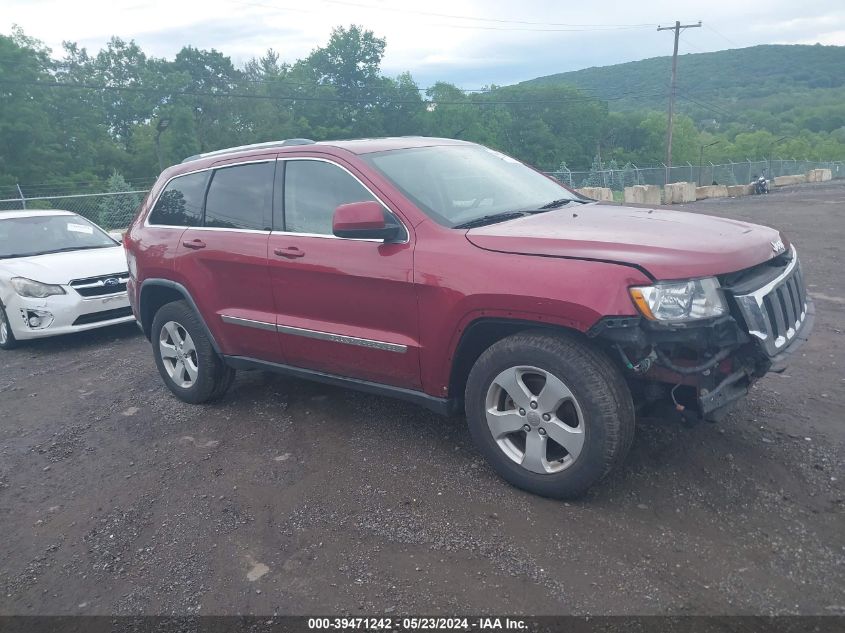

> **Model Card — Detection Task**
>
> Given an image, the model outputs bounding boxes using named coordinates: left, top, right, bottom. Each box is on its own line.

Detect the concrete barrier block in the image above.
left=576, top=187, right=613, bottom=202
left=774, top=174, right=807, bottom=187
left=623, top=185, right=661, bottom=205
left=623, top=186, right=641, bottom=204
left=806, top=168, right=833, bottom=182
left=640, top=185, right=661, bottom=205
left=664, top=182, right=696, bottom=204
left=727, top=184, right=752, bottom=197
left=696, top=185, right=729, bottom=200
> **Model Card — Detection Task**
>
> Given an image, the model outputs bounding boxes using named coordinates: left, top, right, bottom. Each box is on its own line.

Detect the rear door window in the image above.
left=148, top=171, right=208, bottom=227
left=205, top=162, right=274, bottom=231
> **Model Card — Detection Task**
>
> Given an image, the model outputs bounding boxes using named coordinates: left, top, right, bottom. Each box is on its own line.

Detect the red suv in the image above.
left=125, top=137, right=813, bottom=498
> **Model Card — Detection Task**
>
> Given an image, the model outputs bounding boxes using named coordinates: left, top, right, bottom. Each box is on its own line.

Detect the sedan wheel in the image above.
left=159, top=320, right=199, bottom=388
left=0, top=310, right=8, bottom=345
left=0, top=303, right=17, bottom=350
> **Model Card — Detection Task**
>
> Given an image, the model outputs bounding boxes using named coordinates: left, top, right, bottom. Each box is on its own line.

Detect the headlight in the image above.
left=10, top=277, right=66, bottom=298
left=629, top=277, right=726, bottom=322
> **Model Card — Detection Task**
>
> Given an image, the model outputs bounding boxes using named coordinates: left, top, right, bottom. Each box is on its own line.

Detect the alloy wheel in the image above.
left=159, top=321, right=199, bottom=388
left=485, top=365, right=585, bottom=474
left=0, top=309, right=8, bottom=345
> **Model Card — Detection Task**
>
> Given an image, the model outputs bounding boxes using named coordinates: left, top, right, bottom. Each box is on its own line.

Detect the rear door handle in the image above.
left=274, top=246, right=305, bottom=259
left=182, top=239, right=206, bottom=250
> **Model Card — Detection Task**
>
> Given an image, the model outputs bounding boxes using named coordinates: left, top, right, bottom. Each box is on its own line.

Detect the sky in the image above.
left=5, top=0, right=845, bottom=88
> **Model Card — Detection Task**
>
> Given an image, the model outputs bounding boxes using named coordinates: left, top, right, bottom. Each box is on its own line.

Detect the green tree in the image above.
left=97, top=170, right=141, bottom=229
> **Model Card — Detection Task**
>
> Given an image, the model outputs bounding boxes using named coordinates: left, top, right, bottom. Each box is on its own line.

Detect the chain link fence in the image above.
left=548, top=159, right=845, bottom=189
left=1, top=157, right=844, bottom=228
left=0, top=191, right=148, bottom=231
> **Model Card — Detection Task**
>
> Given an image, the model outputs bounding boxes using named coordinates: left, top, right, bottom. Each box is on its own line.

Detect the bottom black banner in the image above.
left=0, top=616, right=842, bottom=633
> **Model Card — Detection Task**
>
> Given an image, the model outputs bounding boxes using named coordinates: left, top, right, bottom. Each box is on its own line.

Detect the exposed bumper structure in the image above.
left=590, top=248, right=814, bottom=422
left=700, top=297, right=814, bottom=417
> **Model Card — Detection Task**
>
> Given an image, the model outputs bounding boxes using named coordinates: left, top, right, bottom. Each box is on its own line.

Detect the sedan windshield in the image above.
left=364, top=145, right=579, bottom=228
left=0, top=214, right=116, bottom=259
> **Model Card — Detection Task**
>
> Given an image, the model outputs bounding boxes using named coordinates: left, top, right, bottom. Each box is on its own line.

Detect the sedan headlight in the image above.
left=629, top=277, right=726, bottom=322
left=10, top=277, right=66, bottom=298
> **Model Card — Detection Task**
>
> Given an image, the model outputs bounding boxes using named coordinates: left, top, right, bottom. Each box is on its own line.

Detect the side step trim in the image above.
left=221, top=314, right=407, bottom=353
left=223, top=355, right=459, bottom=416
left=221, top=314, right=277, bottom=332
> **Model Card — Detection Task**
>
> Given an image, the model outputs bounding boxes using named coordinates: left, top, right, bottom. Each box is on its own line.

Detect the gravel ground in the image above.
left=0, top=181, right=843, bottom=616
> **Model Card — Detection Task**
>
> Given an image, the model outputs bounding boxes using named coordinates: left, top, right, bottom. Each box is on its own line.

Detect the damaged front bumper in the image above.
left=589, top=296, right=815, bottom=421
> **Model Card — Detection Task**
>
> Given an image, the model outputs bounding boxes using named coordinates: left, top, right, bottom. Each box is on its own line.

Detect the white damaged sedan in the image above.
left=0, top=210, right=134, bottom=349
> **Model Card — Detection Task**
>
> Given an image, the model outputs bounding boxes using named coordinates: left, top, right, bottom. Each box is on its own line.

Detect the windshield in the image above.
left=0, top=214, right=116, bottom=259
left=364, top=145, right=578, bottom=228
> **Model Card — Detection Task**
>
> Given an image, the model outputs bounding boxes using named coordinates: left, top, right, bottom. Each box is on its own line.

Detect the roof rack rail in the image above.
left=181, top=138, right=316, bottom=163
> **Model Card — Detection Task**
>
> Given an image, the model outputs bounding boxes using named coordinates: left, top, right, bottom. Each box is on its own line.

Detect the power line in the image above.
left=231, top=0, right=655, bottom=32
left=676, top=93, right=734, bottom=119
left=706, top=24, right=742, bottom=49
left=0, top=79, right=663, bottom=107
left=319, top=0, right=655, bottom=27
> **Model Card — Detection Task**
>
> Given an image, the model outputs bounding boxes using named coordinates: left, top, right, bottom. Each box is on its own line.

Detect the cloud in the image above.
left=4, top=0, right=844, bottom=87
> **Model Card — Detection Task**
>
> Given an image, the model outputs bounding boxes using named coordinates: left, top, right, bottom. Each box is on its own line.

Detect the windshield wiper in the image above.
left=0, top=253, right=36, bottom=259
left=453, top=211, right=528, bottom=229
left=38, top=245, right=113, bottom=255
left=536, top=198, right=583, bottom=210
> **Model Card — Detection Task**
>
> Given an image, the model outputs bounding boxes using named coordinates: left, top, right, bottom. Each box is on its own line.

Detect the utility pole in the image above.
left=657, top=20, right=701, bottom=185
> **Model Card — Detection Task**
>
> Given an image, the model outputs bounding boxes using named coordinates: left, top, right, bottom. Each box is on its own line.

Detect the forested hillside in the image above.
left=1, top=27, right=843, bottom=197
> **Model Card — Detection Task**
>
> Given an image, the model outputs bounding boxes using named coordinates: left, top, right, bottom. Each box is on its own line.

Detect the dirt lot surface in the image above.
left=1, top=181, right=843, bottom=617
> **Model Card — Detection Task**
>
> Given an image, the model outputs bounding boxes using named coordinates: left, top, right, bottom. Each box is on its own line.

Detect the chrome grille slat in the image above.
left=772, top=291, right=788, bottom=339
left=732, top=246, right=807, bottom=357
left=70, top=273, right=129, bottom=298
left=780, top=287, right=796, bottom=332
left=786, top=278, right=800, bottom=326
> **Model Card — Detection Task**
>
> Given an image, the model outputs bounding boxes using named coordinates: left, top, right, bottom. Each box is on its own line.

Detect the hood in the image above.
left=465, top=203, right=786, bottom=279
left=0, top=246, right=127, bottom=285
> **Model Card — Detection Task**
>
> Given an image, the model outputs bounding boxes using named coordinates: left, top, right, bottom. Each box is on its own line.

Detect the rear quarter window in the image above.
left=148, top=171, right=208, bottom=227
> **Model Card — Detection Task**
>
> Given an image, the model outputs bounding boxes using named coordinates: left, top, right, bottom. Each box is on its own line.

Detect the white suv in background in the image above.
left=0, top=210, right=134, bottom=349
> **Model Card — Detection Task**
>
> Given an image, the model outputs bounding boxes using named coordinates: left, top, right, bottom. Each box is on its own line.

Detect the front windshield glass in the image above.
left=364, top=145, right=578, bottom=227
left=0, top=214, right=116, bottom=259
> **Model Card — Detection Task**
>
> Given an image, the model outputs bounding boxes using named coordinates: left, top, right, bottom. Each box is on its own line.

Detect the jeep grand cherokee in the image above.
left=124, top=137, right=813, bottom=498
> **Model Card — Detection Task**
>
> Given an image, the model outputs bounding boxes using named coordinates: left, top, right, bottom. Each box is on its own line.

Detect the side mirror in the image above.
left=332, top=201, right=402, bottom=241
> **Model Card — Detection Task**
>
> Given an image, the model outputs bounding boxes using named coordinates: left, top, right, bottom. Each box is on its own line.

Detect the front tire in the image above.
left=465, top=331, right=634, bottom=499
left=0, top=302, right=18, bottom=350
left=151, top=300, right=234, bottom=403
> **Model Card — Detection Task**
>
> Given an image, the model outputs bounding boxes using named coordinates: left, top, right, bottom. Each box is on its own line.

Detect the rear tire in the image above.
left=465, top=330, right=634, bottom=499
left=0, top=302, right=18, bottom=350
left=151, top=300, right=234, bottom=403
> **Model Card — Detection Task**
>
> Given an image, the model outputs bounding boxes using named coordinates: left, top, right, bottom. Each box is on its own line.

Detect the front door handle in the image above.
left=274, top=246, right=305, bottom=259
left=182, top=239, right=206, bottom=250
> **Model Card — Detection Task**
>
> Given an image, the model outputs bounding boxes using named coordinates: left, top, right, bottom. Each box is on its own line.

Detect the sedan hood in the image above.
left=465, top=203, right=785, bottom=279
left=0, top=246, right=127, bottom=285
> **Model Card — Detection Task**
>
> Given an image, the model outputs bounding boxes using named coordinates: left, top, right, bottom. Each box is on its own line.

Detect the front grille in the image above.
left=732, top=247, right=808, bottom=356
left=70, top=273, right=129, bottom=298
left=72, top=306, right=133, bottom=326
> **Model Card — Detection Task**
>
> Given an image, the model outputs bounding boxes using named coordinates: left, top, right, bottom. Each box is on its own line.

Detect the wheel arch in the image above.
left=139, top=279, right=220, bottom=353
left=448, top=317, right=587, bottom=404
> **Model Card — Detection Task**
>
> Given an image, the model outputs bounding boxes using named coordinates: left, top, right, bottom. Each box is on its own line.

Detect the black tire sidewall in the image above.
left=151, top=301, right=226, bottom=404
left=466, top=334, right=630, bottom=498
left=0, top=301, right=17, bottom=350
